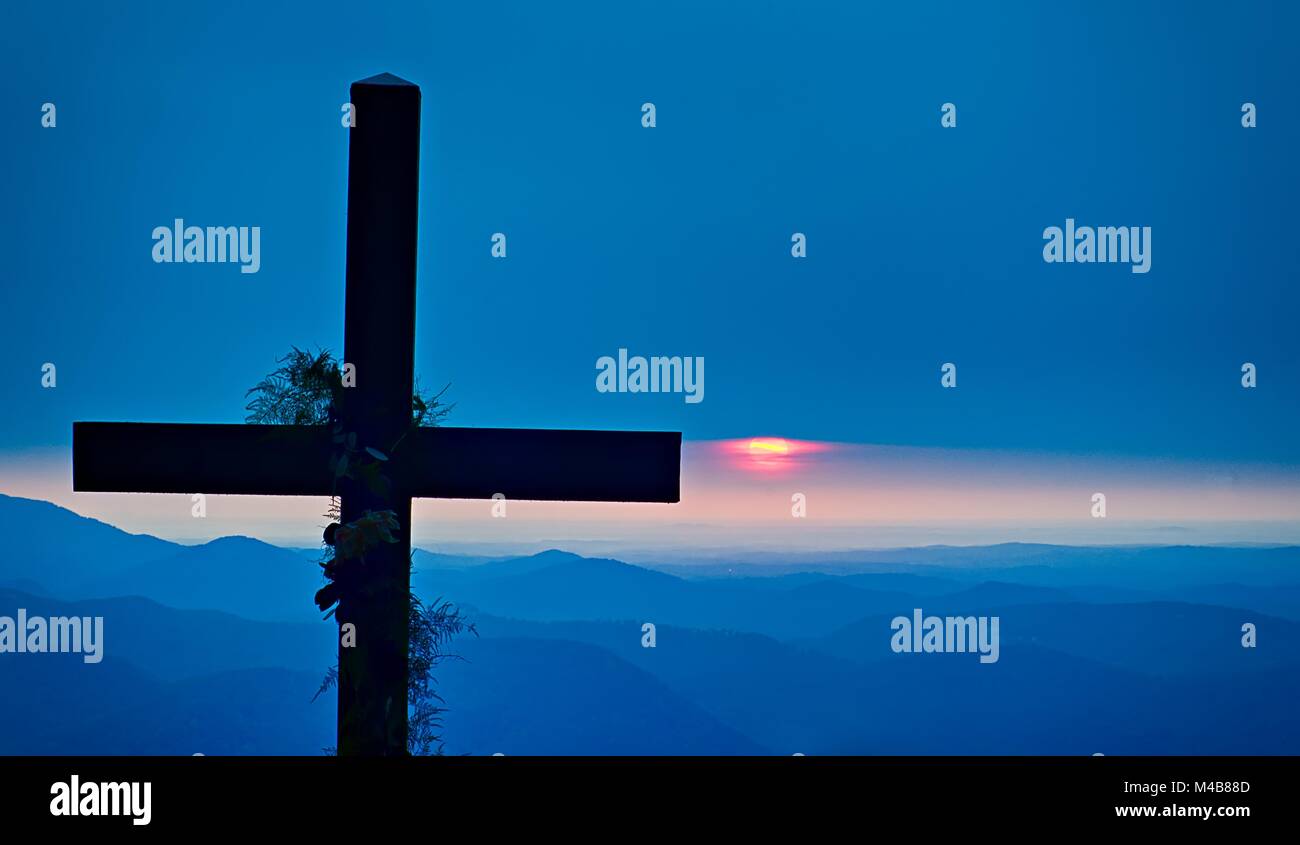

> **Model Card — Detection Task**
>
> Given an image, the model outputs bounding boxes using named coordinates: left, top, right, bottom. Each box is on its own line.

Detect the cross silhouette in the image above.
left=72, top=73, right=681, bottom=756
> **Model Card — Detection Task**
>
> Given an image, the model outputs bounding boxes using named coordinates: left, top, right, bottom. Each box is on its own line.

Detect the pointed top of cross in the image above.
left=355, top=72, right=416, bottom=88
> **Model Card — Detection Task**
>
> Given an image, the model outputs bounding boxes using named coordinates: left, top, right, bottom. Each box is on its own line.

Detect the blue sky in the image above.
left=3, top=1, right=1299, bottom=545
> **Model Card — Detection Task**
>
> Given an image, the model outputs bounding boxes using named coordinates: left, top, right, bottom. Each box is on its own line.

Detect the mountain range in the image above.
left=1, top=493, right=1297, bottom=754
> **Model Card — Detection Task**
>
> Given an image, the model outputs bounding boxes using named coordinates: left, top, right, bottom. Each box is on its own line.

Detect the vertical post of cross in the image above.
left=338, top=73, right=421, bottom=756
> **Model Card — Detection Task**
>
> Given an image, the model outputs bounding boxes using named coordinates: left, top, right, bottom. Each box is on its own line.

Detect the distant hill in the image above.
left=0, top=592, right=769, bottom=755
left=73, top=535, right=327, bottom=624
left=651, top=543, right=1300, bottom=588
left=1160, top=583, right=1300, bottom=621
left=937, top=545, right=1300, bottom=589
left=438, top=637, right=769, bottom=755
left=415, top=551, right=934, bottom=639
left=448, top=615, right=1300, bottom=755
left=0, top=655, right=333, bottom=755
left=799, top=601, right=1300, bottom=677
left=0, top=587, right=333, bottom=681
left=3, top=494, right=1299, bottom=754
left=9, top=495, right=1300, bottom=631
left=0, top=493, right=178, bottom=595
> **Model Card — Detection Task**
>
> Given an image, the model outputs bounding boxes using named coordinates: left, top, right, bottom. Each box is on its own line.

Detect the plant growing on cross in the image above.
left=246, top=347, right=470, bottom=755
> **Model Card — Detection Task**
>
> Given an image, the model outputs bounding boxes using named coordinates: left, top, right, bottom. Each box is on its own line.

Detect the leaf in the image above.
left=365, top=447, right=388, bottom=461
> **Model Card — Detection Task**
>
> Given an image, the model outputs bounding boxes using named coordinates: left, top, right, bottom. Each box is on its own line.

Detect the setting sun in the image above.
left=717, top=436, right=832, bottom=472
left=743, top=436, right=796, bottom=471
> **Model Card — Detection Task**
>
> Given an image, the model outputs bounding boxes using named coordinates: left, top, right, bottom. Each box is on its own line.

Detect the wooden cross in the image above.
left=72, top=73, right=681, bottom=756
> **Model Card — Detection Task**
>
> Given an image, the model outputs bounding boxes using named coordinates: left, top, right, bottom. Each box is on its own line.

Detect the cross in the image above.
left=72, top=73, right=681, bottom=756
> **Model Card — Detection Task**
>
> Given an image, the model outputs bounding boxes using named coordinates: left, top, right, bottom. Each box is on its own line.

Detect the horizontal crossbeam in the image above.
left=73, top=422, right=335, bottom=495
left=73, top=422, right=681, bottom=503
left=398, top=426, right=681, bottom=502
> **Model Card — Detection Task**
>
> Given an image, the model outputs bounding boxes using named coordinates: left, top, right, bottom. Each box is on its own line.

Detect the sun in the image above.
left=734, top=436, right=795, bottom=471
left=748, top=437, right=790, bottom=456
left=722, top=436, right=828, bottom=472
